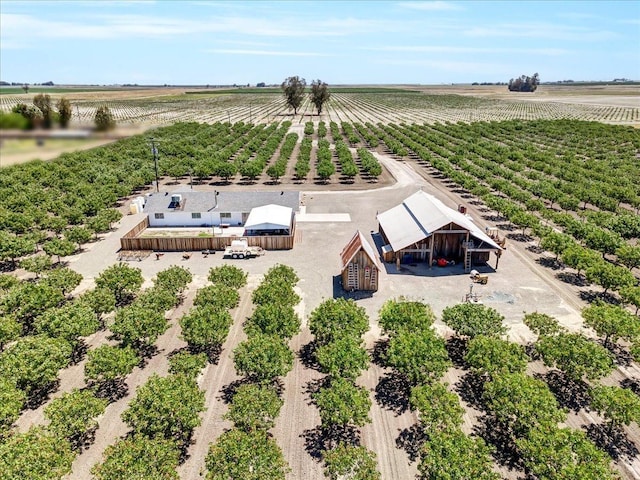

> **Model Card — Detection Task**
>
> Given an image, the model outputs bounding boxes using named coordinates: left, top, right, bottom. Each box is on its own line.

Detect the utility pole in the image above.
left=149, top=138, right=160, bottom=192
left=249, top=103, right=252, bottom=123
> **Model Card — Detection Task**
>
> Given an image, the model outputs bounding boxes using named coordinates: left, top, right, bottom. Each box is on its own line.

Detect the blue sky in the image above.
left=1, top=1, right=639, bottom=85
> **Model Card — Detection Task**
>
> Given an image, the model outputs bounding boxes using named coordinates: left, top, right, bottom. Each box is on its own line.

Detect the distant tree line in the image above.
left=508, top=73, right=540, bottom=92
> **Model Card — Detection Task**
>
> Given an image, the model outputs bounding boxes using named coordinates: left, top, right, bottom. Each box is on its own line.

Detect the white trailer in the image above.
left=223, top=239, right=265, bottom=259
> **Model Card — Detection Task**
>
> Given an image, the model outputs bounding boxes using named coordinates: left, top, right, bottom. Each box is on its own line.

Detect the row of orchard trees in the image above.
left=0, top=262, right=194, bottom=479
left=205, top=264, right=300, bottom=479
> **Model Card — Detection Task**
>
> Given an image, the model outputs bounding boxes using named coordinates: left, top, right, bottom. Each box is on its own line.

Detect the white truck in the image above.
left=223, top=239, right=265, bottom=259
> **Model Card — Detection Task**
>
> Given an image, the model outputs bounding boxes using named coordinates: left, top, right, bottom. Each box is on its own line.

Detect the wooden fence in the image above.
left=120, top=218, right=295, bottom=251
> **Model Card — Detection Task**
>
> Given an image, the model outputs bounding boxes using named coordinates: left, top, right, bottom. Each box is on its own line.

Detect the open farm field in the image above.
left=1, top=84, right=638, bottom=129
left=0, top=115, right=639, bottom=480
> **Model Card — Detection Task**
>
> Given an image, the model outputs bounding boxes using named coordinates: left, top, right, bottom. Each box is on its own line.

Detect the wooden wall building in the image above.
left=340, top=231, right=383, bottom=292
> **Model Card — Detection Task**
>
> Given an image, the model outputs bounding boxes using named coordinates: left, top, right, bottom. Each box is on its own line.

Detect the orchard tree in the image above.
left=42, top=237, right=76, bottom=263
left=409, top=382, right=464, bottom=433
left=517, top=425, right=618, bottom=480
left=64, top=226, right=92, bottom=251
left=95, top=263, right=143, bottom=304
left=586, top=261, right=635, bottom=294
left=92, top=434, right=180, bottom=480
left=56, top=97, right=72, bottom=128
left=323, top=443, right=380, bottom=480
left=251, top=278, right=299, bottom=307
left=0, top=335, right=71, bottom=394
left=80, top=287, right=116, bottom=320
left=540, top=232, right=574, bottom=260
left=0, top=231, right=36, bottom=268
left=0, top=427, right=75, bottom=480
left=378, top=298, right=435, bottom=337
left=195, top=284, right=240, bottom=310
left=85, top=344, right=139, bottom=385
left=205, top=428, right=289, bottom=480
left=20, top=254, right=52, bottom=279
left=441, top=303, right=506, bottom=339
left=33, top=94, right=53, bottom=128
left=233, top=334, right=294, bottom=383
left=34, top=301, right=100, bottom=344
left=0, top=377, right=26, bottom=431
left=208, top=264, right=247, bottom=289
left=309, top=298, right=369, bottom=345
left=483, top=373, right=565, bottom=437
left=281, top=76, right=306, bottom=115
left=263, top=263, right=299, bottom=284
left=0, top=314, right=21, bottom=351
left=523, top=311, right=565, bottom=337
left=536, top=332, right=614, bottom=382
left=419, top=429, right=500, bottom=480
left=315, top=335, right=369, bottom=380
left=224, top=383, right=283, bottom=432
left=41, top=266, right=83, bottom=295
left=620, top=285, right=640, bottom=314
left=168, top=351, right=207, bottom=379
left=111, top=304, right=168, bottom=348
left=136, top=286, right=179, bottom=312
left=590, top=384, right=640, bottom=435
left=386, top=330, right=451, bottom=385
left=616, top=244, right=640, bottom=270
left=0, top=282, right=64, bottom=327
left=313, top=377, right=371, bottom=432
left=244, top=303, right=300, bottom=339
left=44, top=388, right=108, bottom=444
left=94, top=105, right=115, bottom=131
left=122, top=373, right=204, bottom=443
left=310, top=79, right=330, bottom=115
left=582, top=302, right=639, bottom=347
left=179, top=305, right=232, bottom=352
left=464, top=335, right=529, bottom=378
left=561, top=244, right=600, bottom=277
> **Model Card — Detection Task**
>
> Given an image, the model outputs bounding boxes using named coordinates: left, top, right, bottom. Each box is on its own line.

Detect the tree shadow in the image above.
left=304, top=377, right=330, bottom=402
left=536, top=257, right=564, bottom=270
left=446, top=337, right=469, bottom=368
left=621, top=378, right=640, bottom=397
left=526, top=244, right=545, bottom=254
left=25, top=380, right=60, bottom=409
left=584, top=423, right=639, bottom=460
left=374, top=371, right=411, bottom=415
left=71, top=339, right=89, bottom=364
left=536, top=370, right=591, bottom=412
left=219, top=378, right=252, bottom=404
left=301, top=425, right=360, bottom=461
left=556, top=271, right=590, bottom=287
left=578, top=289, right=619, bottom=305
left=69, top=425, right=98, bottom=451
left=474, top=415, right=524, bottom=470
left=496, top=223, right=517, bottom=232
left=299, top=340, right=320, bottom=370
left=135, top=343, right=159, bottom=362
left=371, top=338, right=389, bottom=367
left=188, top=344, right=222, bottom=364
left=396, top=423, right=426, bottom=462
left=506, top=233, right=534, bottom=243
left=598, top=340, right=633, bottom=367
left=92, top=378, right=129, bottom=403
left=455, top=372, right=487, bottom=410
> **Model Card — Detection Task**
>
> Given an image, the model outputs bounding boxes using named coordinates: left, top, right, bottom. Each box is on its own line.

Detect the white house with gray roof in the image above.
left=143, top=190, right=300, bottom=231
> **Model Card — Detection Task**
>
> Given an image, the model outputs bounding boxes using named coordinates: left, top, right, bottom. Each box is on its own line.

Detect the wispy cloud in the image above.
left=398, top=1, right=463, bottom=12
left=376, top=58, right=506, bottom=74
left=619, top=19, right=640, bottom=25
left=464, top=21, right=618, bottom=41
left=206, top=48, right=331, bottom=57
left=371, top=45, right=570, bottom=56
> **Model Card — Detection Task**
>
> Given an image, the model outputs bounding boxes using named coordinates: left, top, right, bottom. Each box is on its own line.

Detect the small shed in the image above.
left=340, top=230, right=383, bottom=292
left=243, top=204, right=293, bottom=236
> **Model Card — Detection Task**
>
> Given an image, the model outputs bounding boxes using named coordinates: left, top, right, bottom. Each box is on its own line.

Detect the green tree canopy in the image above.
left=410, top=382, right=464, bottom=433
left=155, top=265, right=192, bottom=295
left=95, top=263, right=143, bottom=304
left=309, top=298, right=369, bottom=345
left=536, top=333, right=614, bottom=382
left=94, top=105, right=115, bottom=131
left=310, top=79, right=331, bottom=115
left=122, top=373, right=204, bottom=443
left=418, top=429, right=500, bottom=480
left=111, top=303, right=168, bottom=348
left=42, top=237, right=76, bottom=264
left=168, top=351, right=207, bottom=380
left=0, top=335, right=71, bottom=394
left=313, top=377, right=371, bottom=430
left=20, top=254, right=53, bottom=279
left=464, top=335, right=529, bottom=378
left=179, top=305, right=232, bottom=351
left=0, top=314, right=21, bottom=351
left=281, top=76, right=306, bottom=115
left=224, top=383, right=283, bottom=432
left=41, top=266, right=83, bottom=296
left=244, top=303, right=300, bottom=339
left=516, top=425, right=618, bottom=480
left=483, top=373, right=565, bottom=437
left=91, top=434, right=180, bottom=480
left=56, top=97, right=72, bottom=128
left=233, top=334, right=294, bottom=383
left=194, top=284, right=240, bottom=310
left=0, top=427, right=75, bottom=480
left=205, top=429, right=290, bottom=480
left=208, top=264, right=247, bottom=289
left=582, top=302, right=640, bottom=346
left=44, top=388, right=108, bottom=444
left=34, top=301, right=99, bottom=344
left=386, top=330, right=451, bottom=385
left=0, top=377, right=26, bottom=431
left=590, top=384, right=640, bottom=434
left=251, top=278, right=300, bottom=307
left=523, top=312, right=565, bottom=337
left=586, top=261, right=636, bottom=294
left=441, top=303, right=506, bottom=339
left=315, top=335, right=369, bottom=380
left=323, top=443, right=380, bottom=480
left=79, top=287, right=116, bottom=319
left=378, top=298, right=435, bottom=337
left=85, top=344, right=139, bottom=384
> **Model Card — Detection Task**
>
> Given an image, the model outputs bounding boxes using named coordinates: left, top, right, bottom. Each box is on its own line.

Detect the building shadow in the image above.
left=332, top=274, right=374, bottom=300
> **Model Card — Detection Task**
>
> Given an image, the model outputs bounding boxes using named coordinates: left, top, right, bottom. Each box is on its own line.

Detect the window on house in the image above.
left=191, top=212, right=202, bottom=219
left=154, top=213, right=164, bottom=219
left=220, top=212, right=231, bottom=219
